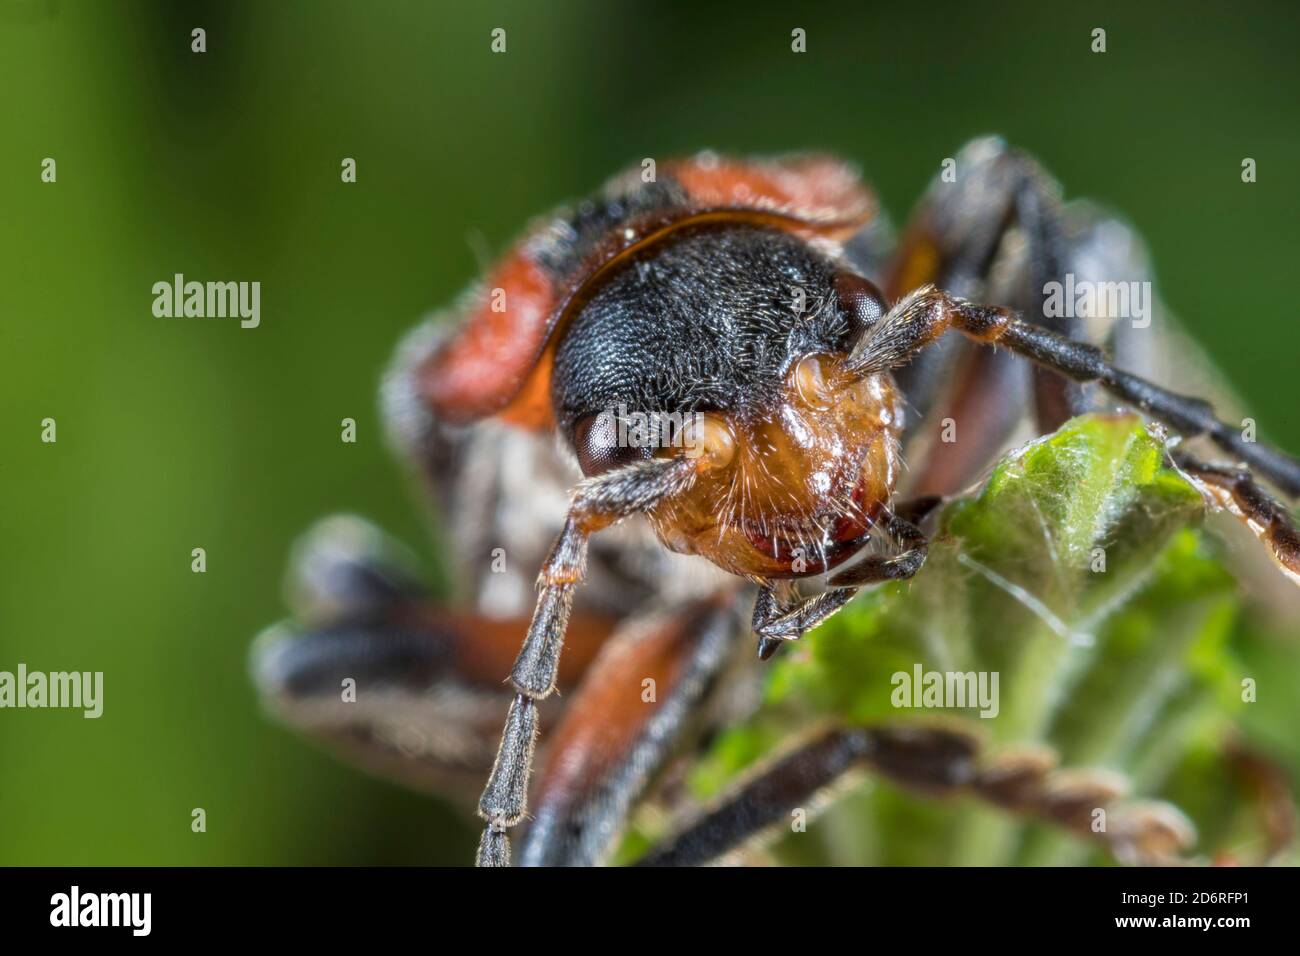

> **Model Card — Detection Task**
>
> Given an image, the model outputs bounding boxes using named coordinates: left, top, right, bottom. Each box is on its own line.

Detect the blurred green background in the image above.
left=2, top=0, right=1298, bottom=864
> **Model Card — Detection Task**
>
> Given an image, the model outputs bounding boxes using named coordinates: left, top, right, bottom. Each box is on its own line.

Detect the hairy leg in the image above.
left=476, top=456, right=699, bottom=865
left=251, top=515, right=616, bottom=797
left=884, top=138, right=1083, bottom=495
left=638, top=724, right=1194, bottom=866
left=850, top=286, right=1300, bottom=501
left=1169, top=450, right=1300, bottom=583
left=749, top=503, right=934, bottom=660
left=517, top=592, right=745, bottom=866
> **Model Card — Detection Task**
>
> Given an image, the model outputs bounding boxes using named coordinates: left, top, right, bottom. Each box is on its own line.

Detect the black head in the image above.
left=549, top=221, right=901, bottom=581
left=552, top=222, right=886, bottom=475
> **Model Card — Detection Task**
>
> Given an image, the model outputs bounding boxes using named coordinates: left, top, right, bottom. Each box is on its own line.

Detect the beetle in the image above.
left=251, top=139, right=1300, bottom=867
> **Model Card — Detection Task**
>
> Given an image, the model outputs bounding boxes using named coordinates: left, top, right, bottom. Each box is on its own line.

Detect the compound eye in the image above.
left=572, top=412, right=653, bottom=477
left=835, top=273, right=887, bottom=344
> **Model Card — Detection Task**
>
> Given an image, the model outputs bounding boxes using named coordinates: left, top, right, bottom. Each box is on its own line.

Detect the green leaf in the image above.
left=681, top=413, right=1265, bottom=865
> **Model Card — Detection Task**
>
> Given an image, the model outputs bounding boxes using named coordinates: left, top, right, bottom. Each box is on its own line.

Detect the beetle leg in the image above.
left=751, top=510, right=929, bottom=659
left=882, top=140, right=1186, bottom=498
left=826, top=512, right=929, bottom=587
left=882, top=138, right=1082, bottom=444
left=1168, top=451, right=1300, bottom=585
left=515, top=591, right=746, bottom=866
left=751, top=586, right=856, bottom=660
left=250, top=515, right=616, bottom=798
left=849, top=286, right=1300, bottom=502
left=476, top=456, right=698, bottom=866
left=637, top=724, right=1194, bottom=867
left=253, top=615, right=523, bottom=798
left=638, top=725, right=878, bottom=866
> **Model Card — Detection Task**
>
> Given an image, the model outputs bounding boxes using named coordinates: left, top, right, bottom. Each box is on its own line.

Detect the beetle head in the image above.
left=647, top=355, right=903, bottom=580
left=554, top=224, right=902, bottom=580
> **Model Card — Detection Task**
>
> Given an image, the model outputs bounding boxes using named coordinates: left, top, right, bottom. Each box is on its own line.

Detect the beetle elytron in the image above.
left=252, top=139, right=1300, bottom=867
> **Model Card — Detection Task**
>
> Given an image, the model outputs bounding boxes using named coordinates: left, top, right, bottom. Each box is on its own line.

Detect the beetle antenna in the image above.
left=475, top=455, right=698, bottom=865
